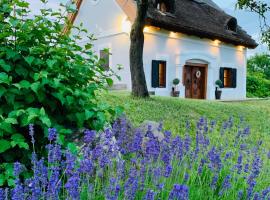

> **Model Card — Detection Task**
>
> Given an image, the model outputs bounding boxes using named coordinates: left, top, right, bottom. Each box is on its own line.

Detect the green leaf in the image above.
left=0, top=86, right=6, bottom=98
left=30, top=82, right=40, bottom=93
left=40, top=116, right=51, bottom=127
left=67, top=143, right=78, bottom=154
left=46, top=59, right=57, bottom=68
left=0, top=140, right=11, bottom=153
left=19, top=80, right=31, bottom=89
left=85, top=110, right=94, bottom=120
left=0, top=122, right=13, bottom=134
left=40, top=107, right=46, bottom=116
left=85, top=43, right=92, bottom=50
left=11, top=134, right=25, bottom=142
left=0, top=72, right=11, bottom=84
left=10, top=134, right=29, bottom=150
left=0, top=174, right=5, bottom=186
left=15, top=66, right=28, bottom=77
left=0, top=59, right=11, bottom=72
left=24, top=56, right=35, bottom=66
left=4, top=118, right=18, bottom=125
left=75, top=112, right=85, bottom=127
left=106, top=78, right=114, bottom=87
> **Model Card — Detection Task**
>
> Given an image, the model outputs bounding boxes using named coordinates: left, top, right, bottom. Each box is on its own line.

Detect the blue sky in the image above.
left=27, top=0, right=269, bottom=57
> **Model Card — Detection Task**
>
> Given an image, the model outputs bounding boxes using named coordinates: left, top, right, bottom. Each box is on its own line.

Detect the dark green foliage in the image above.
left=247, top=72, right=270, bottom=97
left=0, top=0, right=118, bottom=185
left=247, top=54, right=270, bottom=98
left=172, top=78, right=180, bottom=86
left=215, top=80, right=223, bottom=88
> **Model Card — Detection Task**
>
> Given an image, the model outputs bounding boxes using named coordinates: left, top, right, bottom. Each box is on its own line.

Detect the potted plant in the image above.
left=215, top=80, right=223, bottom=100
left=171, top=78, right=180, bottom=97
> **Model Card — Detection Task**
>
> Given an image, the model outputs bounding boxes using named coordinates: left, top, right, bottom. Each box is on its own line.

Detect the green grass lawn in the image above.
left=104, top=91, right=270, bottom=140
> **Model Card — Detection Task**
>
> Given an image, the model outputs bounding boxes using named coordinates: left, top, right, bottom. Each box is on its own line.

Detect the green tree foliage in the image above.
left=247, top=54, right=270, bottom=97
left=237, top=0, right=270, bottom=48
left=0, top=0, right=119, bottom=185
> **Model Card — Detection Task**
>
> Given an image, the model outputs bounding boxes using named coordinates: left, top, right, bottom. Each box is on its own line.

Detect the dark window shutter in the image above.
left=219, top=67, right=225, bottom=88
left=232, top=68, right=237, bottom=88
left=152, top=60, right=159, bottom=88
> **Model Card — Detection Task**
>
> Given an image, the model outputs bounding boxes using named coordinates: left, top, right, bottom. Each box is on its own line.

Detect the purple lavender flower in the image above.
left=219, top=175, right=231, bottom=196
left=168, top=184, right=189, bottom=200
left=145, top=137, right=160, bottom=160
left=156, top=183, right=164, bottom=191
left=261, top=187, right=270, bottom=199
left=79, top=158, right=93, bottom=174
left=208, top=147, right=222, bottom=172
left=48, top=128, right=57, bottom=141
left=253, top=192, right=260, bottom=200
left=124, top=168, right=138, bottom=200
left=164, top=165, right=173, bottom=178
left=235, top=153, right=243, bottom=174
left=29, top=124, right=35, bottom=144
left=84, top=129, right=96, bottom=143
left=0, top=188, right=4, bottom=200
left=184, top=172, right=189, bottom=182
left=65, top=172, right=80, bottom=200
left=144, top=190, right=155, bottom=200
left=12, top=183, right=24, bottom=200
left=65, top=150, right=76, bottom=176
left=238, top=190, right=243, bottom=200
left=211, top=174, right=218, bottom=190
left=184, top=134, right=191, bottom=153
left=14, top=162, right=23, bottom=177
left=267, top=150, right=270, bottom=159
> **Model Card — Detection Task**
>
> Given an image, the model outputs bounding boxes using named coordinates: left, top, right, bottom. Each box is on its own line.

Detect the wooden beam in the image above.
left=63, top=0, right=83, bottom=34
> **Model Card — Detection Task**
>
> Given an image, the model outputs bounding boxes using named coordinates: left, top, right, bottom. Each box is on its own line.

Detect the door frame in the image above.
left=183, top=62, right=208, bottom=99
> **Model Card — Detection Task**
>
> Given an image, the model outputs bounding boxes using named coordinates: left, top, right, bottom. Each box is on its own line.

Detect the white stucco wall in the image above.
left=73, top=0, right=248, bottom=100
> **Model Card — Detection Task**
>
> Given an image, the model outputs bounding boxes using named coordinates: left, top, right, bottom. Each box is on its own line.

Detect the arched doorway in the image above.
left=183, top=60, right=208, bottom=99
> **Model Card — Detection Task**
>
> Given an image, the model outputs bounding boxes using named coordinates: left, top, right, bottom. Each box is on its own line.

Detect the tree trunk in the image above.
left=129, top=0, right=149, bottom=98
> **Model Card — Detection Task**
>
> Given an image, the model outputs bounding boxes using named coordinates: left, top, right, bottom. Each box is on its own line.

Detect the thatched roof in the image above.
left=72, top=0, right=257, bottom=48
left=145, top=0, right=258, bottom=48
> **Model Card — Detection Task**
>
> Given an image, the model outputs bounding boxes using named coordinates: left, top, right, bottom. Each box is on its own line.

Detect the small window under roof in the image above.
left=226, top=18, right=238, bottom=32
left=154, top=0, right=175, bottom=13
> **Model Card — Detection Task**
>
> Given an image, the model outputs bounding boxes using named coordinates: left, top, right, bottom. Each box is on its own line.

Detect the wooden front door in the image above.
left=183, top=65, right=207, bottom=99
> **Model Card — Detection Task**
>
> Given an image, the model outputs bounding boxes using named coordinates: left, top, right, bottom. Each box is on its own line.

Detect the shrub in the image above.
left=215, top=80, right=223, bottom=88
left=0, top=0, right=119, bottom=185
left=1, top=117, right=270, bottom=199
left=172, top=78, right=180, bottom=86
left=247, top=72, right=270, bottom=98
left=247, top=54, right=270, bottom=97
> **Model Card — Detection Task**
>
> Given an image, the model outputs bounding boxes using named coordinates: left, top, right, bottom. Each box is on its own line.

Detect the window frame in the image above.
left=152, top=60, right=167, bottom=89
left=219, top=67, right=237, bottom=89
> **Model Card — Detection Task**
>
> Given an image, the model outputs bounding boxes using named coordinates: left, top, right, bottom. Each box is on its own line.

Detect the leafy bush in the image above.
left=247, top=54, right=270, bottom=79
left=172, top=78, right=180, bottom=86
left=0, top=0, right=119, bottom=185
left=247, top=72, right=270, bottom=98
left=247, top=54, right=270, bottom=97
left=1, top=117, right=270, bottom=199
left=215, top=80, right=223, bottom=88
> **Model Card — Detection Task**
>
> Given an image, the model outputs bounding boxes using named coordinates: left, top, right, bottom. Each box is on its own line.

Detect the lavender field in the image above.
left=2, top=115, right=270, bottom=200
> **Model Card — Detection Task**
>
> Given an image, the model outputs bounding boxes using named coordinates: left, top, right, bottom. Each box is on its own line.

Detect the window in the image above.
left=219, top=68, right=237, bottom=88
left=99, top=49, right=110, bottom=71
left=226, top=18, right=237, bottom=32
left=152, top=60, right=166, bottom=88
left=155, top=0, right=175, bottom=13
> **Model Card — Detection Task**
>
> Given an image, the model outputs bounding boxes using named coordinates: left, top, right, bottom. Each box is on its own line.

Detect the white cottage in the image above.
left=70, top=0, right=257, bottom=100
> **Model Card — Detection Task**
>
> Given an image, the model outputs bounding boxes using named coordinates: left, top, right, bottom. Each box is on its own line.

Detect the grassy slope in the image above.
left=104, top=91, right=270, bottom=139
